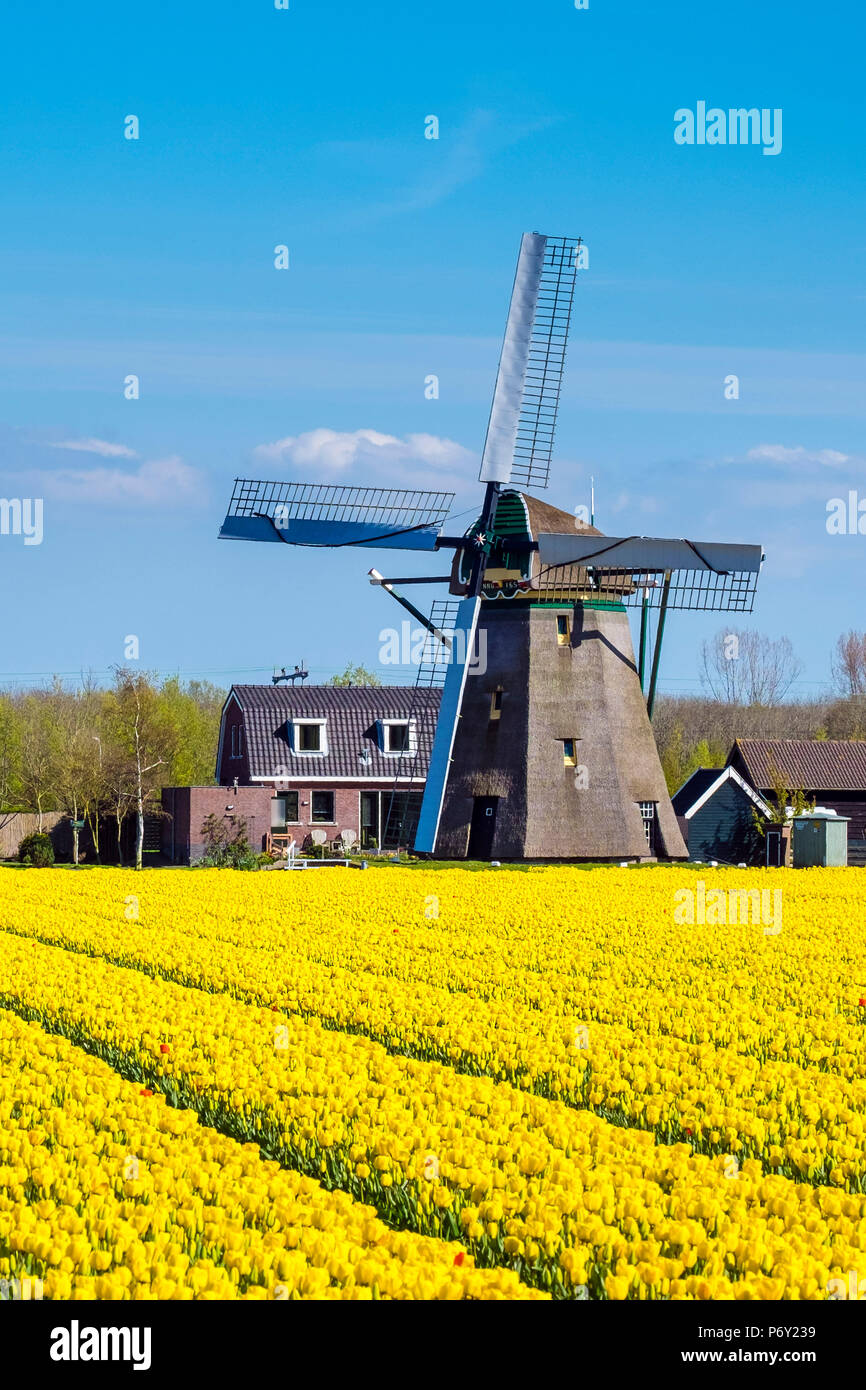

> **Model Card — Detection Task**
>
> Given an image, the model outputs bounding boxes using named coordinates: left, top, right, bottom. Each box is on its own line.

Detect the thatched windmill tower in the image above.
left=219, top=232, right=763, bottom=860
left=431, top=490, right=688, bottom=860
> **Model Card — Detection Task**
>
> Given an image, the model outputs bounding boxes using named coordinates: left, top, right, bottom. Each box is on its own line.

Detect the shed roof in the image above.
left=729, top=738, right=866, bottom=793
left=672, top=764, right=772, bottom=819
left=224, top=684, right=441, bottom=781
left=671, top=768, right=722, bottom=816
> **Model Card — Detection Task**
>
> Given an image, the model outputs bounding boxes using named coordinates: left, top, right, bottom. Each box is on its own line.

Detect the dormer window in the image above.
left=291, top=719, right=327, bottom=755
left=386, top=722, right=409, bottom=753
left=378, top=718, right=415, bottom=756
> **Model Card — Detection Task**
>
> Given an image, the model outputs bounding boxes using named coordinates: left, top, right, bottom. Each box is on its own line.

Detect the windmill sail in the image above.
left=412, top=595, right=482, bottom=853
left=535, top=533, right=764, bottom=612
left=479, top=234, right=580, bottom=492
left=219, top=480, right=455, bottom=551
left=382, top=595, right=481, bottom=854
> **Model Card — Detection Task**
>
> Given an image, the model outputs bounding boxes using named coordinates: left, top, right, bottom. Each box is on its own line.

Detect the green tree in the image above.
left=327, top=663, right=382, bottom=687
left=751, top=757, right=815, bottom=838
left=157, top=677, right=225, bottom=785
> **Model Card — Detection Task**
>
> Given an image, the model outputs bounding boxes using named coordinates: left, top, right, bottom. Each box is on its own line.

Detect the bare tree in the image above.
left=52, top=689, right=96, bottom=865
left=107, top=669, right=176, bottom=870
left=103, top=746, right=136, bottom=866
left=0, top=694, right=22, bottom=832
left=700, top=629, right=803, bottom=706
left=77, top=679, right=111, bottom=863
left=831, top=631, right=866, bottom=697
left=16, top=689, right=61, bottom=830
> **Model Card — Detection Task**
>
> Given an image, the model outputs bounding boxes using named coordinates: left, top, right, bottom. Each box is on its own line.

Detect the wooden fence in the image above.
left=0, top=812, right=64, bottom=861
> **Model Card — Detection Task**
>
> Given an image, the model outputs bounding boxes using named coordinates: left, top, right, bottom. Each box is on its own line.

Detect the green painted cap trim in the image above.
left=528, top=599, right=627, bottom=612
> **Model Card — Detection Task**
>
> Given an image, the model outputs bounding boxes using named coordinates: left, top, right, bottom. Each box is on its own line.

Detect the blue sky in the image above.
left=1, top=0, right=863, bottom=697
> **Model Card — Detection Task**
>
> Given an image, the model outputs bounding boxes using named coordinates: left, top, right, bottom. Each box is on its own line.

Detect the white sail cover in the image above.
left=478, top=233, right=547, bottom=485
left=536, top=533, right=764, bottom=575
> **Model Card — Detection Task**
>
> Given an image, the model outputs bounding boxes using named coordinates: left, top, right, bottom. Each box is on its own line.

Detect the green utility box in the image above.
left=792, top=812, right=849, bottom=868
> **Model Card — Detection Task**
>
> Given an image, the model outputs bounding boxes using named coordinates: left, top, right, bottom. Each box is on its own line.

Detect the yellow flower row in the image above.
left=4, top=869, right=865, bottom=1187
left=0, top=1011, right=540, bottom=1301
left=2, top=931, right=865, bottom=1300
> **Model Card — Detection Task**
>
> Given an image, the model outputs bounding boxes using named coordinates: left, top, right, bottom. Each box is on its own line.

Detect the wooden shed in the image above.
left=672, top=766, right=771, bottom=865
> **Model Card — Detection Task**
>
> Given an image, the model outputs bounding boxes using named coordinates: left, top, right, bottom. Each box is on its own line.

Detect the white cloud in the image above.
left=48, top=437, right=139, bottom=459
left=26, top=456, right=204, bottom=506
left=746, top=443, right=852, bottom=468
left=253, top=428, right=477, bottom=489
left=335, top=109, right=558, bottom=224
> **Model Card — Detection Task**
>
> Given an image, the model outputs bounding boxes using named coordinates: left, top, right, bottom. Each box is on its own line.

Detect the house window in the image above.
left=271, top=792, right=299, bottom=828
left=312, top=791, right=335, bottom=823
left=556, top=615, right=570, bottom=646
left=384, top=721, right=409, bottom=753
left=490, top=689, right=503, bottom=721
left=293, top=719, right=327, bottom=754
left=562, top=738, right=577, bottom=767
left=230, top=724, right=244, bottom=759
left=639, top=802, right=657, bottom=852
left=379, top=718, right=415, bottom=755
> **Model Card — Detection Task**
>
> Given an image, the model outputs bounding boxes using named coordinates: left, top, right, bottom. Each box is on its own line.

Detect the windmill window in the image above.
left=562, top=739, right=577, bottom=767
left=490, top=689, right=503, bottom=721
left=293, top=719, right=327, bottom=755
left=230, top=725, right=245, bottom=759
left=311, top=791, right=335, bottom=823
left=556, top=615, right=571, bottom=646
left=638, top=802, right=657, bottom=852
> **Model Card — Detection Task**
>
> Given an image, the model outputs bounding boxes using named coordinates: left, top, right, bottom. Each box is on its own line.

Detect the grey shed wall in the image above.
left=686, top=777, right=763, bottom=864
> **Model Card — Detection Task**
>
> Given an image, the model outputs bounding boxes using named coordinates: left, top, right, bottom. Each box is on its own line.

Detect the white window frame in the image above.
left=378, top=718, right=416, bottom=757
left=638, top=801, right=656, bottom=850
left=230, top=724, right=244, bottom=759
left=291, top=718, right=328, bottom=756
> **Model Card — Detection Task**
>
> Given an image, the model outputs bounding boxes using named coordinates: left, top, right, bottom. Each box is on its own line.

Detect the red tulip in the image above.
left=453, top=1252, right=465, bottom=1267
left=160, top=1043, right=169, bottom=1054
left=140, top=1088, right=153, bottom=1098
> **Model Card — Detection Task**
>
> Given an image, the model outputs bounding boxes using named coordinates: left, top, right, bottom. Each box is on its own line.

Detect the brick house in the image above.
left=162, top=685, right=440, bottom=863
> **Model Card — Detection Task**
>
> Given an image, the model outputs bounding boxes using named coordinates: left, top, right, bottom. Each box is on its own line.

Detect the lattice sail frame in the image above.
left=512, top=235, right=580, bottom=490
left=479, top=234, right=580, bottom=493
left=381, top=598, right=464, bottom=851
left=534, top=564, right=760, bottom=612
left=220, top=479, right=455, bottom=551
left=224, top=479, right=454, bottom=530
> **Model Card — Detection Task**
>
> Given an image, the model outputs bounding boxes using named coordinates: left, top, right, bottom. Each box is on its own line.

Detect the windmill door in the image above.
left=766, top=830, right=783, bottom=867
left=468, top=796, right=499, bottom=860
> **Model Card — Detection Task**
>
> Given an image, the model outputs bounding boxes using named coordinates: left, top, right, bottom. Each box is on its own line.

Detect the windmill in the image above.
left=219, top=232, right=763, bottom=861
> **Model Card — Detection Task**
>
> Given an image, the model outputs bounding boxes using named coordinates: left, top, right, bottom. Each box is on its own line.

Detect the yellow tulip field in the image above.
left=1, top=865, right=865, bottom=1300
